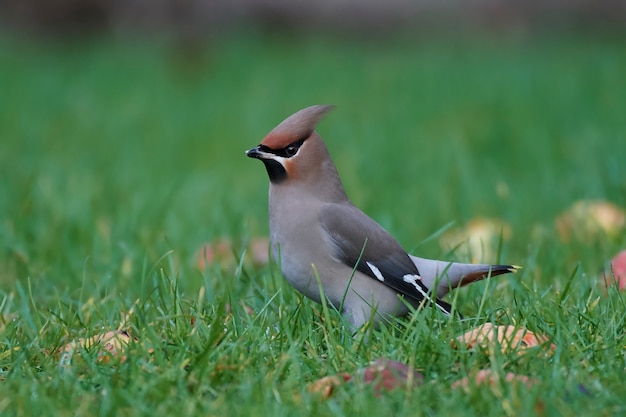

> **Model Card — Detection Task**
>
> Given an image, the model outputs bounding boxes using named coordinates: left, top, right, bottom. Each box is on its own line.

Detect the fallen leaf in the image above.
left=452, top=369, right=536, bottom=392
left=249, top=237, right=270, bottom=265
left=440, top=218, right=512, bottom=263
left=196, top=239, right=236, bottom=269
left=307, top=358, right=423, bottom=399
left=360, top=358, right=424, bottom=392
left=61, top=330, right=135, bottom=365
left=196, top=237, right=270, bottom=270
left=307, top=373, right=352, bottom=398
left=555, top=200, right=625, bottom=242
left=601, top=250, right=626, bottom=292
left=452, top=323, right=554, bottom=355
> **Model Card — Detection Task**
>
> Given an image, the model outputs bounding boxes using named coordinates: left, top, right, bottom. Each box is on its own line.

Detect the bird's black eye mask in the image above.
left=249, top=138, right=307, bottom=184
left=259, top=138, right=306, bottom=159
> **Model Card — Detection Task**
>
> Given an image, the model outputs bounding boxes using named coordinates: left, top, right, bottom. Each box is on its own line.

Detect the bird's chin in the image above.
left=261, top=159, right=287, bottom=183
left=246, top=145, right=288, bottom=183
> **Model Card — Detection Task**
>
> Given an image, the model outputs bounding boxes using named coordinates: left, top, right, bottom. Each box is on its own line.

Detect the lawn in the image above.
left=0, top=30, right=625, bottom=416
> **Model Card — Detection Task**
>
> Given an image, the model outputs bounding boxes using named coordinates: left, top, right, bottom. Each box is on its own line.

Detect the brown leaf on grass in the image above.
left=196, top=237, right=270, bottom=270
left=248, top=237, right=270, bottom=265
left=307, top=358, right=423, bottom=399
left=60, top=330, right=138, bottom=365
left=224, top=302, right=255, bottom=317
left=360, top=358, right=424, bottom=392
left=439, top=217, right=512, bottom=263
left=601, top=250, right=626, bottom=292
left=452, top=323, right=554, bottom=355
left=196, top=238, right=236, bottom=269
left=451, top=369, right=536, bottom=392
left=307, top=373, right=352, bottom=398
left=555, top=200, right=625, bottom=242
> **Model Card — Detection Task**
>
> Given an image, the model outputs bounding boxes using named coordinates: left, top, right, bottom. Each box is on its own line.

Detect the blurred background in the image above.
left=2, top=0, right=626, bottom=34
left=1, top=0, right=625, bottom=296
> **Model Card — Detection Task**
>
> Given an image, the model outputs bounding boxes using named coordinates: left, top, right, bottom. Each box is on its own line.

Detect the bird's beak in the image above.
left=246, top=145, right=270, bottom=160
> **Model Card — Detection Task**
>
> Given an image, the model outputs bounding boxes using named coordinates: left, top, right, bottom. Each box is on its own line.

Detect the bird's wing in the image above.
left=319, top=204, right=453, bottom=316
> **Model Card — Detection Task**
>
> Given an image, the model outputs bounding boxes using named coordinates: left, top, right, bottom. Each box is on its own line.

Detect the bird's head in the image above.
left=246, top=105, right=337, bottom=185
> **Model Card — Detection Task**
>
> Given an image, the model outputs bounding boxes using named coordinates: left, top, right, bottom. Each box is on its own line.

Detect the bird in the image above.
left=246, top=105, right=519, bottom=328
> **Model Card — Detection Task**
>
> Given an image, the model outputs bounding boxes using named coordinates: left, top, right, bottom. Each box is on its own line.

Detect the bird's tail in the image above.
left=409, top=255, right=521, bottom=298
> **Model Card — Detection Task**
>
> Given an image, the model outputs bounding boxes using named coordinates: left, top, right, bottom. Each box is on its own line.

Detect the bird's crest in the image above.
left=261, top=105, right=335, bottom=149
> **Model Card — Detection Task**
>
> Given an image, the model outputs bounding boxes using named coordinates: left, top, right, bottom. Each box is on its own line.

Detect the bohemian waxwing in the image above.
left=246, top=105, right=518, bottom=328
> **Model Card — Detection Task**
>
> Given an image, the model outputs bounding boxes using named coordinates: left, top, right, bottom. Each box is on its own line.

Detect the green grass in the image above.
left=1, top=30, right=626, bottom=416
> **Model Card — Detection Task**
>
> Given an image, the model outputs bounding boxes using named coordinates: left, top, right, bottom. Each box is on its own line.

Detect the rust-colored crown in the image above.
left=261, top=105, right=335, bottom=149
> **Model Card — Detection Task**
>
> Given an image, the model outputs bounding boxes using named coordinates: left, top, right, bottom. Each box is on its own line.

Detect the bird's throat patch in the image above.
left=262, top=159, right=287, bottom=183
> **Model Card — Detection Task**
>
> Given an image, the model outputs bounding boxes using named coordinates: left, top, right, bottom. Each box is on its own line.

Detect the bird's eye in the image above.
left=285, top=145, right=298, bottom=157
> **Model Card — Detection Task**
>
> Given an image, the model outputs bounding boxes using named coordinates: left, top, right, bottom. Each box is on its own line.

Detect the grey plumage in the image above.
left=246, top=105, right=518, bottom=328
